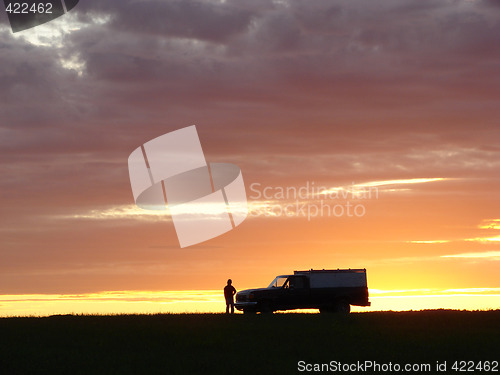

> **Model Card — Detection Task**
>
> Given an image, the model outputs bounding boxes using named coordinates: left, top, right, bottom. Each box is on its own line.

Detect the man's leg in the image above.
left=226, top=301, right=229, bottom=314
left=230, top=301, right=234, bottom=314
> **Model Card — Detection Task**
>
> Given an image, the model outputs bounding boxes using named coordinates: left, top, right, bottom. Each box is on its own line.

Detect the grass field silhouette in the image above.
left=1, top=310, right=499, bottom=374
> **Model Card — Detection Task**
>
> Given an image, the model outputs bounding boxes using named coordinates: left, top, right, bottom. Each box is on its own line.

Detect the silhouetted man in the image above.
left=224, top=279, right=237, bottom=314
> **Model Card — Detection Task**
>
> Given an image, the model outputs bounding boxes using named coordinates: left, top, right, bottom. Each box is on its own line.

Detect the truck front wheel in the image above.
left=259, top=301, right=273, bottom=314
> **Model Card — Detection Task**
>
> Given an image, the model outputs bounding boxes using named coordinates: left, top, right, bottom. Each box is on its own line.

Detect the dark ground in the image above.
left=0, top=310, right=499, bottom=374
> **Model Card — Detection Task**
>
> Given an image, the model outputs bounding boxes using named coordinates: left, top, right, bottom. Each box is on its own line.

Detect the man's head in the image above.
left=227, top=279, right=232, bottom=285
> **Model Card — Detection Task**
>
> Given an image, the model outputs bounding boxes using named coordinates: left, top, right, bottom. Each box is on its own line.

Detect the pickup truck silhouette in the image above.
left=235, top=269, right=370, bottom=314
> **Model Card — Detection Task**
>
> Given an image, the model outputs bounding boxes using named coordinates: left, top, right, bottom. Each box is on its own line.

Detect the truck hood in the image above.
left=237, top=288, right=269, bottom=295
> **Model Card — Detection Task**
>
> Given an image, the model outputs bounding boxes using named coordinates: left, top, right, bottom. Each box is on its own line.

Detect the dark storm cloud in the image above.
left=1, top=0, right=499, bottom=162
left=74, top=0, right=267, bottom=41
left=73, top=0, right=500, bottom=111
left=108, top=1, right=256, bottom=42
left=0, top=0, right=499, bottom=180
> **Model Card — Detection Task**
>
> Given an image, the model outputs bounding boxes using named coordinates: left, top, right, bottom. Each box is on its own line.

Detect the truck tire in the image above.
left=243, top=309, right=256, bottom=315
left=259, top=301, right=273, bottom=314
left=334, top=299, right=350, bottom=314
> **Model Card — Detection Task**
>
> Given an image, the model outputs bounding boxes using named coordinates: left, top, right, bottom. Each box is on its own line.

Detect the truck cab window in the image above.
left=268, top=276, right=288, bottom=288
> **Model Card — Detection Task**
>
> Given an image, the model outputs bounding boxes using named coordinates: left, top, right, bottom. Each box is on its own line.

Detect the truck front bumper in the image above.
left=234, top=302, right=258, bottom=311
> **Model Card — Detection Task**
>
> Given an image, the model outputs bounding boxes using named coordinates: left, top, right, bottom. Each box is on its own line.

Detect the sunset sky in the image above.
left=1, top=0, right=499, bottom=316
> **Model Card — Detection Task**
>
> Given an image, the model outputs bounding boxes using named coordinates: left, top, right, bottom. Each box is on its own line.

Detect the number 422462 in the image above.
left=5, top=3, right=53, bottom=14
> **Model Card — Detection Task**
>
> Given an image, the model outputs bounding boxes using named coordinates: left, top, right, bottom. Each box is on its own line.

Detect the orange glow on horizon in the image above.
left=1, top=289, right=499, bottom=317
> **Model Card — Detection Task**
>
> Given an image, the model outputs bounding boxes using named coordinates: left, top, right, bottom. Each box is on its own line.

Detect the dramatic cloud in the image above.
left=441, top=251, right=500, bottom=260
